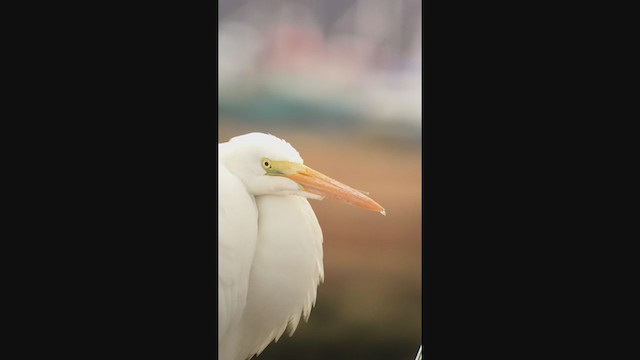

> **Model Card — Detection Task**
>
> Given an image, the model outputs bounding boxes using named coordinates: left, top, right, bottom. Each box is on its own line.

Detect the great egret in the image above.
left=218, top=132, right=385, bottom=360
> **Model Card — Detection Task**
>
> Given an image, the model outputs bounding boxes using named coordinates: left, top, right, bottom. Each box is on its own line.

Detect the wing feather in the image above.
left=235, top=195, right=324, bottom=359
left=218, top=160, right=258, bottom=357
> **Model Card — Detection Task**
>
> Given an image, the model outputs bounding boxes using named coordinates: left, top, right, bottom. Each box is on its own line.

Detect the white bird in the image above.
left=218, top=132, right=385, bottom=360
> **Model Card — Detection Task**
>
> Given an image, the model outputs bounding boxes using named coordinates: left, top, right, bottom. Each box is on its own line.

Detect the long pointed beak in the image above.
left=278, top=162, right=385, bottom=215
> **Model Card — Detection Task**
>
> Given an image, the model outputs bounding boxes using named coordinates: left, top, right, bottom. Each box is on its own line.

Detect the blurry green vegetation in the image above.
left=256, top=279, right=421, bottom=360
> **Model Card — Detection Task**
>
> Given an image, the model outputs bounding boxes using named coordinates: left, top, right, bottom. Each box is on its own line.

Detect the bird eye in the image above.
left=262, top=159, right=271, bottom=169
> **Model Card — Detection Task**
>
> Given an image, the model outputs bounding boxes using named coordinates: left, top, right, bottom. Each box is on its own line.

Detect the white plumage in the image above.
left=218, top=133, right=384, bottom=360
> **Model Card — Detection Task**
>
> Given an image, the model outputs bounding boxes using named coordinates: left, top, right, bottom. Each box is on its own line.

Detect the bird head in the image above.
left=220, top=132, right=385, bottom=215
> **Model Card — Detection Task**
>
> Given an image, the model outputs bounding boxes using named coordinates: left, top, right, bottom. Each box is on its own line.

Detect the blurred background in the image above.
left=219, top=0, right=421, bottom=359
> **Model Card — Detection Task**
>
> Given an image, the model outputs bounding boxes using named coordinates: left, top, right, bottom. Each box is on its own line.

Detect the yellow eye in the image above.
left=262, top=158, right=271, bottom=169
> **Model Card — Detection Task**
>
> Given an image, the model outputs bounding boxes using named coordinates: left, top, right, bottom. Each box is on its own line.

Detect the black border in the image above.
left=14, top=1, right=617, bottom=358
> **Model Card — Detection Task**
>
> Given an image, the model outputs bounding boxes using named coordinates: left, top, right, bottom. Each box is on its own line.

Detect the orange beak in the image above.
left=271, top=160, right=385, bottom=215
